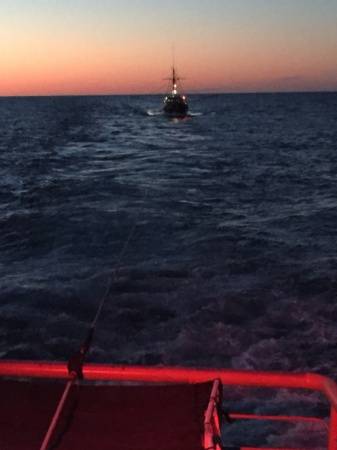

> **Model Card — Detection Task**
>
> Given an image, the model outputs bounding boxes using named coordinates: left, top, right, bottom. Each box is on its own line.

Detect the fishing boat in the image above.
left=163, top=66, right=189, bottom=116
left=1, top=359, right=337, bottom=450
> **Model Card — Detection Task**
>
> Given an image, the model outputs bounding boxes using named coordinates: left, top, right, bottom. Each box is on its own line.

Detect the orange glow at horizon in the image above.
left=2, top=49, right=337, bottom=97
left=2, top=42, right=337, bottom=96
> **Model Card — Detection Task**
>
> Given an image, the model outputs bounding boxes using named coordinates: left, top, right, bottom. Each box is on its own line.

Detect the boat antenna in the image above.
left=172, top=44, right=179, bottom=86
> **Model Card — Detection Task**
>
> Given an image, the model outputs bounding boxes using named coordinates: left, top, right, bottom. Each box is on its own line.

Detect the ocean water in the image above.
left=1, top=92, right=337, bottom=446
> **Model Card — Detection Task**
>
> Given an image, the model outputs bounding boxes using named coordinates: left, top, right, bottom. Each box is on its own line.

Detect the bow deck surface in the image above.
left=0, top=379, right=212, bottom=450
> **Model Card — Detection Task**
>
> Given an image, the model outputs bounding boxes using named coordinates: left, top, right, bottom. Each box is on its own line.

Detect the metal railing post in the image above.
left=204, top=379, right=221, bottom=450
left=328, top=407, right=337, bottom=450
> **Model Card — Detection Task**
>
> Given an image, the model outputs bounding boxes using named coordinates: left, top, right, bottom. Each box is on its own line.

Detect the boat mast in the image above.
left=172, top=66, right=178, bottom=94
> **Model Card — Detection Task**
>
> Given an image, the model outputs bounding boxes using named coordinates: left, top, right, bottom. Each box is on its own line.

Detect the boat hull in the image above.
left=163, top=94, right=188, bottom=116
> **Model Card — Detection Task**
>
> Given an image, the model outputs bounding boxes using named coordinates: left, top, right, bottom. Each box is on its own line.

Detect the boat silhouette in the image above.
left=163, top=66, right=188, bottom=117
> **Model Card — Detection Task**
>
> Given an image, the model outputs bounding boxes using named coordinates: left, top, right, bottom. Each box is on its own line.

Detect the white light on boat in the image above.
left=173, top=89, right=177, bottom=94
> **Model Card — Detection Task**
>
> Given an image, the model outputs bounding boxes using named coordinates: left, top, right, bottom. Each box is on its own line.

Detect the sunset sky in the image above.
left=1, top=0, right=337, bottom=96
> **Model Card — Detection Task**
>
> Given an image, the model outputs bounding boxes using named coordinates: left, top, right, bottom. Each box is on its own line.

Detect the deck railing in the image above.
left=0, top=361, right=336, bottom=450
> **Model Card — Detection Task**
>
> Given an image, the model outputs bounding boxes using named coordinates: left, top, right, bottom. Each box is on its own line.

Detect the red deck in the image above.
left=0, top=379, right=212, bottom=450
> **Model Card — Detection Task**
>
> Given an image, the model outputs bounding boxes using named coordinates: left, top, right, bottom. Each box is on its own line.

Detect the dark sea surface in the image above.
left=1, top=92, right=337, bottom=446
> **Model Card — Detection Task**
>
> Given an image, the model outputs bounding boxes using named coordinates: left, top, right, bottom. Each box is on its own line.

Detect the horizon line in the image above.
left=1, top=89, right=337, bottom=99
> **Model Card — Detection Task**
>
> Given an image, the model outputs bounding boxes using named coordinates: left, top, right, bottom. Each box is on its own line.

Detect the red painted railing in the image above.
left=204, top=379, right=222, bottom=450
left=0, top=360, right=336, bottom=450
